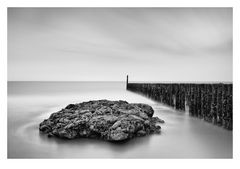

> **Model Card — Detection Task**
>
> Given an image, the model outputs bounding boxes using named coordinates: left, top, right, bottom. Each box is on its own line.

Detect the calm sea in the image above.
left=7, top=81, right=232, bottom=158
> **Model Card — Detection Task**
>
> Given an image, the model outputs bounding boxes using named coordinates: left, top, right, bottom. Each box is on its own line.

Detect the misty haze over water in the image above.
left=8, top=82, right=232, bottom=158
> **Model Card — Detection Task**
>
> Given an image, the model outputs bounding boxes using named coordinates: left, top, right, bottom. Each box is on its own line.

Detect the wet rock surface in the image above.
left=39, top=100, right=164, bottom=141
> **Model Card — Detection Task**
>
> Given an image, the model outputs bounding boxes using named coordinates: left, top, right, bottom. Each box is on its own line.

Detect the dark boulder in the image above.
left=39, top=100, right=164, bottom=142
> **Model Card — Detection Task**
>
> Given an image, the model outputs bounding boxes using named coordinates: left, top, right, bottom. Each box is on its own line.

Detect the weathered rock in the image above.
left=39, top=100, right=164, bottom=141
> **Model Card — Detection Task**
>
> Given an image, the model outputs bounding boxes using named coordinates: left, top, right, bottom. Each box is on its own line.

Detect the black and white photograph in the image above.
left=6, top=7, right=234, bottom=159
left=1, top=0, right=239, bottom=164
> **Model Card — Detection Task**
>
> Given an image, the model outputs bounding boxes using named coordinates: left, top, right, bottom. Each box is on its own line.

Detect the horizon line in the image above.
left=7, top=80, right=233, bottom=83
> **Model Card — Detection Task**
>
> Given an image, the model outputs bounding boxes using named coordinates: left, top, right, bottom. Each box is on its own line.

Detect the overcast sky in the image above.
left=8, top=8, right=232, bottom=82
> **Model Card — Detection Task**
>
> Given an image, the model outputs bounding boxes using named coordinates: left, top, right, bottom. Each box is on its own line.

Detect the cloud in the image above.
left=8, top=8, right=232, bottom=81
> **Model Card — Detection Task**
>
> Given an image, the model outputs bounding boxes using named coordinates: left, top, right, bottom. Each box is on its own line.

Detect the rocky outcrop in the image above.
left=39, top=100, right=164, bottom=141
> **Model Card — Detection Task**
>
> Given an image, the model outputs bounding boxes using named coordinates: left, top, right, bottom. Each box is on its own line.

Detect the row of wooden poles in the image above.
left=127, top=83, right=233, bottom=130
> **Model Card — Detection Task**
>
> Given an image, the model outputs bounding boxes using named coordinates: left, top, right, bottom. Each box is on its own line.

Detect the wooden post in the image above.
left=126, top=75, right=129, bottom=89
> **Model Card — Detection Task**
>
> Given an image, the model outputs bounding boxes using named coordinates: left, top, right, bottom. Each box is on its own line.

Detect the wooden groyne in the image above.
left=126, top=79, right=233, bottom=130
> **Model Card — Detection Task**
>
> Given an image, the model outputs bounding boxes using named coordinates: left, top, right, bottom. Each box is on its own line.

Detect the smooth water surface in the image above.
left=8, top=82, right=232, bottom=158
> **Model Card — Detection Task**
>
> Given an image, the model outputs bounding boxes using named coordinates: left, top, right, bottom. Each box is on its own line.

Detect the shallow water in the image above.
left=8, top=82, right=232, bottom=158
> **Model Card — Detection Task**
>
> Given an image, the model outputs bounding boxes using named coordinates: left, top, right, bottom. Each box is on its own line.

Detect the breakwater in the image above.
left=127, top=83, right=232, bottom=130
